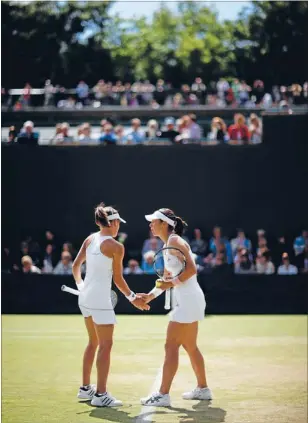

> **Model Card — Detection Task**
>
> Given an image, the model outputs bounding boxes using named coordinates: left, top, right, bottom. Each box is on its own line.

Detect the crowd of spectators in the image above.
left=2, top=228, right=307, bottom=276
left=5, top=112, right=263, bottom=146
left=2, top=78, right=308, bottom=110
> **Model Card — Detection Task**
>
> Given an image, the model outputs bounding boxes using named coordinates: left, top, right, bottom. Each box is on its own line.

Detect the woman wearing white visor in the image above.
left=139, top=208, right=212, bottom=407
left=72, top=202, right=149, bottom=407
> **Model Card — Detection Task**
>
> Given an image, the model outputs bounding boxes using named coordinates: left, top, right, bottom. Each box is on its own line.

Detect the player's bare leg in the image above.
left=182, top=321, right=212, bottom=400
left=77, top=316, right=98, bottom=400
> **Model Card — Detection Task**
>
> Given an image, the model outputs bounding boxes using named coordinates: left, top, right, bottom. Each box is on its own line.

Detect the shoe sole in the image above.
left=140, top=402, right=171, bottom=407
left=91, top=400, right=123, bottom=407
left=182, top=397, right=212, bottom=400
left=77, top=395, right=93, bottom=400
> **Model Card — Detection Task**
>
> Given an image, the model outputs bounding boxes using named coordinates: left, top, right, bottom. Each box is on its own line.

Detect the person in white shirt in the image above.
left=21, top=255, right=41, bottom=274
left=72, top=203, right=149, bottom=407
left=277, top=253, right=298, bottom=275
left=256, top=251, right=275, bottom=275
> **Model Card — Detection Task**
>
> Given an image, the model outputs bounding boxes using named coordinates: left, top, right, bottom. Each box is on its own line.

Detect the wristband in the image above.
left=149, top=287, right=164, bottom=298
left=126, top=291, right=137, bottom=302
left=76, top=280, right=85, bottom=291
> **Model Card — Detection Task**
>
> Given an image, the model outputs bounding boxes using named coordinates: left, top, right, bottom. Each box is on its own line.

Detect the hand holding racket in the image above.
left=153, top=247, right=186, bottom=310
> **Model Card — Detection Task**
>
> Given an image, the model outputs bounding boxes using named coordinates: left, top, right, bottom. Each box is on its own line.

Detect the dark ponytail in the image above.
left=95, top=202, right=110, bottom=227
left=159, top=208, right=188, bottom=236
left=174, top=216, right=188, bottom=236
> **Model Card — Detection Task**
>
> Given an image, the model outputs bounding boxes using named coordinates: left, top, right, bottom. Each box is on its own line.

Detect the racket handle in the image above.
left=61, top=285, right=80, bottom=296
left=164, top=289, right=171, bottom=310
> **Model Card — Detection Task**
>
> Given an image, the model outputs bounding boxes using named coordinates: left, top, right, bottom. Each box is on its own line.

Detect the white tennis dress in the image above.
left=78, top=233, right=116, bottom=325
left=165, top=235, right=206, bottom=323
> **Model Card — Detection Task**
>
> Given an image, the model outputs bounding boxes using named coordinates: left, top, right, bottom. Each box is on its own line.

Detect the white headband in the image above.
left=145, top=210, right=176, bottom=227
left=108, top=213, right=126, bottom=223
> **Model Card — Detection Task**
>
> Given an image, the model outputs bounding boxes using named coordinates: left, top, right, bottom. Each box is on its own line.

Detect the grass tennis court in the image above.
left=2, top=315, right=307, bottom=423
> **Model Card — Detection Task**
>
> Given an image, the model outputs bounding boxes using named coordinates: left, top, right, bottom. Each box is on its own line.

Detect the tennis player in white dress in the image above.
left=139, top=208, right=212, bottom=406
left=72, top=203, right=149, bottom=407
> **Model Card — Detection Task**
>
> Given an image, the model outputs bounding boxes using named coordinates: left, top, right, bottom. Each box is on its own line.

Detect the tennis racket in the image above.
left=61, top=285, right=118, bottom=309
left=153, top=247, right=186, bottom=310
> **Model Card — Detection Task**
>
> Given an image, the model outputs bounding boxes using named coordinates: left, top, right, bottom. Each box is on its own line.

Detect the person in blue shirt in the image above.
left=209, top=226, right=233, bottom=264
left=141, top=250, right=156, bottom=274
left=126, top=118, right=145, bottom=144
left=293, top=230, right=308, bottom=256
left=99, top=124, right=117, bottom=145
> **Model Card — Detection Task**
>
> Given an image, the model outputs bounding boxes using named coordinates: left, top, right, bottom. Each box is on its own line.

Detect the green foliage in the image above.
left=1, top=1, right=307, bottom=87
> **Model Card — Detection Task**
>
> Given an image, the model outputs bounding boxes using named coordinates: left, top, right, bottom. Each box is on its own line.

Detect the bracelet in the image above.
left=126, top=291, right=137, bottom=302
left=149, top=287, right=164, bottom=298
left=76, top=280, right=85, bottom=291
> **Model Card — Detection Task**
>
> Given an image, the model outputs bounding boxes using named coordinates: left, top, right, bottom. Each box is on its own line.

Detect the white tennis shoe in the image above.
left=77, top=384, right=96, bottom=400
left=91, top=392, right=123, bottom=407
left=182, top=387, right=213, bottom=400
left=140, top=392, right=171, bottom=407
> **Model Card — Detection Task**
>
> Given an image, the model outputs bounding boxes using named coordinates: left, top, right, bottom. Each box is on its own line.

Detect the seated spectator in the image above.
left=145, top=119, right=159, bottom=140
left=50, top=123, right=63, bottom=144
left=189, top=114, right=202, bottom=138
left=142, top=233, right=163, bottom=256
left=123, top=259, right=143, bottom=275
left=62, top=242, right=76, bottom=259
left=207, top=117, right=229, bottom=143
left=53, top=251, right=73, bottom=275
left=277, top=253, right=298, bottom=275
left=79, top=123, right=97, bottom=144
left=256, top=251, right=275, bottom=274
left=21, top=255, right=41, bottom=274
left=17, top=121, right=39, bottom=146
left=176, top=115, right=201, bottom=143
left=272, top=235, right=293, bottom=266
left=99, top=124, right=117, bottom=145
left=141, top=250, right=156, bottom=274
left=256, top=235, right=269, bottom=256
left=43, top=230, right=57, bottom=251
left=158, top=117, right=179, bottom=142
left=209, top=226, right=233, bottom=264
left=55, top=122, right=74, bottom=144
left=42, top=244, right=55, bottom=274
left=126, top=118, right=145, bottom=144
left=234, top=247, right=254, bottom=265
left=234, top=249, right=256, bottom=274
left=76, top=80, right=89, bottom=105
left=114, top=125, right=127, bottom=144
left=190, top=228, right=207, bottom=257
left=248, top=114, right=262, bottom=144
left=57, top=96, right=76, bottom=109
left=228, top=114, right=250, bottom=144
left=191, top=77, right=207, bottom=103
left=231, top=229, right=252, bottom=257
left=293, top=230, right=308, bottom=256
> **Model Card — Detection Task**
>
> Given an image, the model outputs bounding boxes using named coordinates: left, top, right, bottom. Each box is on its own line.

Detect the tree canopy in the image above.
left=2, top=0, right=307, bottom=87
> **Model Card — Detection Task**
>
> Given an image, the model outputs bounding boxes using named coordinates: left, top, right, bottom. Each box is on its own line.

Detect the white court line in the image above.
left=135, top=367, right=162, bottom=423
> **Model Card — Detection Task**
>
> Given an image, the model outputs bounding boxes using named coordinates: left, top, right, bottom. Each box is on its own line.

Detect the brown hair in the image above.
left=158, top=208, right=188, bottom=236
left=94, top=203, right=119, bottom=227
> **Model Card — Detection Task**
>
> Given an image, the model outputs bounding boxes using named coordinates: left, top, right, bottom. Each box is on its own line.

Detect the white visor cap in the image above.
left=145, top=210, right=175, bottom=227
left=108, top=213, right=126, bottom=224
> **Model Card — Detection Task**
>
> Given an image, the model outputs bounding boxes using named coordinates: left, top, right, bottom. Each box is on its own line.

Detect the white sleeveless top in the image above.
left=165, top=234, right=202, bottom=297
left=78, top=232, right=113, bottom=310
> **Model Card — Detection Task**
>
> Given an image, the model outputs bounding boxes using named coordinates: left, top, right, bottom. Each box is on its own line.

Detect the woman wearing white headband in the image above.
left=72, top=202, right=149, bottom=407
left=139, top=208, right=212, bottom=407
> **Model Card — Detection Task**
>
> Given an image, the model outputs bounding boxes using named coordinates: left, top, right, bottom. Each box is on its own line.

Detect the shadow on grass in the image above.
left=78, top=400, right=226, bottom=423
